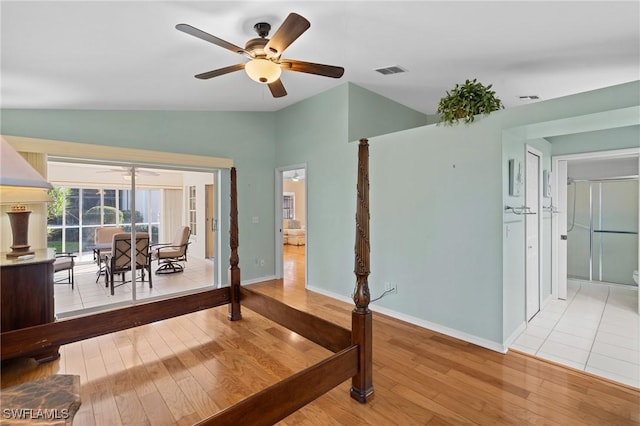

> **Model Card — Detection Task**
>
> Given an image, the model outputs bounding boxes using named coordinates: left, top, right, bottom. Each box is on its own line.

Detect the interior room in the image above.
left=282, top=168, right=306, bottom=289
left=1, top=1, right=638, bottom=424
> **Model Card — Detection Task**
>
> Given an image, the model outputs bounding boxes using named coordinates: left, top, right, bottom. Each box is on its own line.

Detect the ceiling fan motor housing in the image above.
left=245, top=38, right=269, bottom=57
left=254, top=22, right=271, bottom=38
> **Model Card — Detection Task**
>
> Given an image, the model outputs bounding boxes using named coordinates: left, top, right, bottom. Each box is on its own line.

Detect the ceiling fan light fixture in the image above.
left=245, top=59, right=281, bottom=84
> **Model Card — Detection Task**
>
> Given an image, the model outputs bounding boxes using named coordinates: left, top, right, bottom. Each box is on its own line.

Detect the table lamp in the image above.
left=0, top=137, right=52, bottom=258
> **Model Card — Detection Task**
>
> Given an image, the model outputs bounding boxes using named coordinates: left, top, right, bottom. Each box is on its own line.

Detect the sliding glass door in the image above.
left=47, top=160, right=219, bottom=317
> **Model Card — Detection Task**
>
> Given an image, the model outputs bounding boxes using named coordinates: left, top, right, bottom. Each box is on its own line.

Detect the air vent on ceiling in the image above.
left=374, top=65, right=407, bottom=75
left=518, top=95, right=540, bottom=100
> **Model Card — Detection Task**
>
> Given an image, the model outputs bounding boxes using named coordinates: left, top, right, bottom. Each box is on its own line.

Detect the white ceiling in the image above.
left=2, top=1, right=639, bottom=115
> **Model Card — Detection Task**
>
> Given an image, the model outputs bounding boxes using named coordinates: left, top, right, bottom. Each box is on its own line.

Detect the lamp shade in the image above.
left=0, top=137, right=52, bottom=204
left=244, top=59, right=282, bottom=84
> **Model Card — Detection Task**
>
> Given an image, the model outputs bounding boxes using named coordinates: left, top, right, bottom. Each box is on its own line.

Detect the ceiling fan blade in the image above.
left=268, top=79, right=287, bottom=98
left=281, top=59, right=344, bottom=78
left=176, top=23, right=247, bottom=55
left=264, top=13, right=310, bottom=58
left=195, top=63, right=245, bottom=79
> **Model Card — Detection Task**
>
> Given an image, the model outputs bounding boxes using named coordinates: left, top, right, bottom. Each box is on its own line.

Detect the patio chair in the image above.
left=105, top=232, right=152, bottom=295
left=94, top=226, right=124, bottom=282
left=152, top=226, right=191, bottom=274
left=53, top=252, right=76, bottom=289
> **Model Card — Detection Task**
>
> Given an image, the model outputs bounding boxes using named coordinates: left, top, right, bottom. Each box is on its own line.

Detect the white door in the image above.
left=556, top=161, right=568, bottom=299
left=526, top=149, right=541, bottom=321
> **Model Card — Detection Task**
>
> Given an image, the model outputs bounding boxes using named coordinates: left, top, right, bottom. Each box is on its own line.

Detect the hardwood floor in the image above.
left=2, top=245, right=638, bottom=425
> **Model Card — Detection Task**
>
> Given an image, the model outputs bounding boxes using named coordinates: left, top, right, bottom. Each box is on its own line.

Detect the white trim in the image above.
left=242, top=275, right=277, bottom=285
left=525, top=145, right=544, bottom=321
left=307, top=285, right=508, bottom=353
left=504, top=321, right=527, bottom=352
left=540, top=293, right=554, bottom=311
left=3, top=135, right=233, bottom=169
left=552, top=147, right=639, bottom=162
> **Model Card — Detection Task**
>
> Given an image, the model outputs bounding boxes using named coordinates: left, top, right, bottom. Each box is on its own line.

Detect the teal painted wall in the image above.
left=275, top=85, right=354, bottom=295
left=273, top=80, right=640, bottom=347
left=549, top=125, right=640, bottom=156
left=347, top=83, right=427, bottom=142
left=274, top=83, right=432, bottom=297
left=0, top=109, right=278, bottom=283
left=2, top=80, right=638, bottom=348
left=370, top=119, right=505, bottom=343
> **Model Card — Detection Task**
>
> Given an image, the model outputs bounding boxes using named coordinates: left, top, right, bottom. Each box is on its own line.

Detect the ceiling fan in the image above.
left=97, top=167, right=160, bottom=178
left=176, top=13, right=344, bottom=98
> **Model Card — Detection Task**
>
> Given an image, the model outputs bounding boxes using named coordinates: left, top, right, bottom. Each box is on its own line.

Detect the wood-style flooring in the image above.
left=1, top=244, right=638, bottom=425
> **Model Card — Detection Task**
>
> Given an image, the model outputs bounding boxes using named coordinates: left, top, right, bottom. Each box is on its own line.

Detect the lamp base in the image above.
left=6, top=246, right=35, bottom=259
left=6, top=210, right=34, bottom=259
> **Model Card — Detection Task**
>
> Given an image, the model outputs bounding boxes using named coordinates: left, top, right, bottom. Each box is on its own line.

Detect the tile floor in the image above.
left=53, top=257, right=216, bottom=317
left=511, top=279, right=639, bottom=388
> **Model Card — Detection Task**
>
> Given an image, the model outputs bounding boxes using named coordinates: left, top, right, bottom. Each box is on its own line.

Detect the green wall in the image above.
left=347, top=83, right=427, bottom=141
left=549, top=125, right=640, bottom=156
left=0, top=109, right=278, bottom=283
left=2, top=80, right=638, bottom=349
left=274, top=83, right=427, bottom=296
left=274, top=80, right=639, bottom=349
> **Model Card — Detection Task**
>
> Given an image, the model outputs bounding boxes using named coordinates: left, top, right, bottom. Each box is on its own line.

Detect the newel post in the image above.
left=351, top=138, right=374, bottom=403
left=228, top=167, right=242, bottom=321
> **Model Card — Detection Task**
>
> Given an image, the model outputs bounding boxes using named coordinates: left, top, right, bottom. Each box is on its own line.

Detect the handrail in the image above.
left=593, top=229, right=638, bottom=235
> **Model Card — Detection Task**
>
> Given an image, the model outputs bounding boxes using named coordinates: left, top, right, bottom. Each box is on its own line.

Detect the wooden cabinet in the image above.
left=1, top=249, right=59, bottom=362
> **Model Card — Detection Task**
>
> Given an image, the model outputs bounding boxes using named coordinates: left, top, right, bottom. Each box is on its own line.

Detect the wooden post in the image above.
left=228, top=167, right=242, bottom=321
left=351, top=138, right=374, bottom=403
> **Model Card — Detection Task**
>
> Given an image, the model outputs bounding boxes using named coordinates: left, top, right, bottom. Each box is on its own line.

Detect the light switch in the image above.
left=252, top=216, right=259, bottom=224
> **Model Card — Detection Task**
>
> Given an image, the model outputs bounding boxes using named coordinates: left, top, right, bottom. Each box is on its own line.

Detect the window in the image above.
left=47, top=186, right=161, bottom=255
left=188, top=185, right=197, bottom=236
left=283, top=193, right=294, bottom=220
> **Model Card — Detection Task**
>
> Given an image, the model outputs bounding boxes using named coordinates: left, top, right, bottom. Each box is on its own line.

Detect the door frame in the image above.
left=275, top=164, right=308, bottom=286
left=551, top=147, right=640, bottom=300
left=525, top=145, right=543, bottom=321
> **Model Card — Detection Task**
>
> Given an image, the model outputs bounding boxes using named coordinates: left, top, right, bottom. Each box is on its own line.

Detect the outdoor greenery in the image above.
left=84, top=205, right=125, bottom=224
left=437, top=78, right=503, bottom=125
left=47, top=186, right=69, bottom=221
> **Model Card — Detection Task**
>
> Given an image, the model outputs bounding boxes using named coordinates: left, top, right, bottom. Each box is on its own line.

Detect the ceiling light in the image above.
left=245, top=59, right=281, bottom=84
left=291, top=171, right=300, bottom=181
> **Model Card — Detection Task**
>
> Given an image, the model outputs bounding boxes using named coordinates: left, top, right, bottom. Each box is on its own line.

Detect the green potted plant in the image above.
left=437, top=78, right=503, bottom=125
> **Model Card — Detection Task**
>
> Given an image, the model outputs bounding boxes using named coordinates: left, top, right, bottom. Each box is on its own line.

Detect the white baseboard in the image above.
left=242, top=275, right=276, bottom=285
left=307, top=285, right=507, bottom=353
left=503, top=321, right=527, bottom=352
left=541, top=293, right=554, bottom=311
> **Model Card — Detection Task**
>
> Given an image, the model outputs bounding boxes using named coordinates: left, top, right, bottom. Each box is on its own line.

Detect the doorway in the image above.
left=552, top=148, right=639, bottom=306
left=275, top=165, right=307, bottom=289
left=526, top=146, right=542, bottom=321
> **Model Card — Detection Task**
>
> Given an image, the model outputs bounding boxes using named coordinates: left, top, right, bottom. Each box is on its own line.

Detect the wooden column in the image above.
left=228, top=167, right=242, bottom=321
left=351, top=138, right=374, bottom=403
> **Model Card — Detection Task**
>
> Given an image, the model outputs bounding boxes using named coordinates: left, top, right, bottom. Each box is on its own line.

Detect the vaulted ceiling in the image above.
left=2, top=1, right=638, bottom=114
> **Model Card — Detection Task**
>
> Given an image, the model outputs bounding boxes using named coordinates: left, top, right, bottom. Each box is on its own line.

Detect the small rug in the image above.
left=0, top=375, right=81, bottom=425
